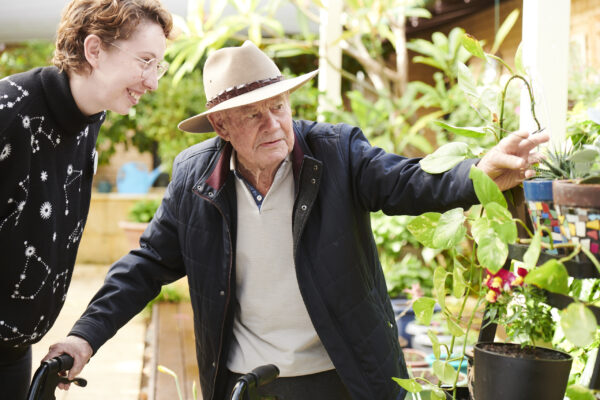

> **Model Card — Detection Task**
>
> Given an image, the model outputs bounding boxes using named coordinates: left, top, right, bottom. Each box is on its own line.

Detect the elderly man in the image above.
left=45, top=41, right=548, bottom=399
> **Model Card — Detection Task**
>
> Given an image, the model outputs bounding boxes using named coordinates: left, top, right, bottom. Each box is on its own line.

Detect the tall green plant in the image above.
left=395, top=166, right=600, bottom=399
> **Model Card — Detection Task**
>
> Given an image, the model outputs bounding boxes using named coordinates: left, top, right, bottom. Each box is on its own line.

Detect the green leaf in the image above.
left=523, top=231, right=541, bottom=269
left=491, top=9, right=520, bottom=54
left=514, top=42, right=525, bottom=76
left=524, top=260, right=569, bottom=295
left=452, top=258, right=467, bottom=298
left=477, top=230, right=508, bottom=273
left=434, top=267, right=447, bottom=309
left=432, top=208, right=467, bottom=249
left=433, top=360, right=458, bottom=385
left=457, top=62, right=479, bottom=99
left=392, top=377, right=423, bottom=393
left=428, top=330, right=441, bottom=359
left=565, top=384, right=596, bottom=400
left=461, top=33, right=486, bottom=59
left=413, top=297, right=437, bottom=326
left=434, top=121, right=487, bottom=138
left=484, top=202, right=517, bottom=244
left=420, top=142, right=472, bottom=174
left=561, top=303, right=597, bottom=347
left=447, top=317, right=465, bottom=337
left=469, top=165, right=507, bottom=207
left=407, top=213, right=441, bottom=248
left=430, top=387, right=446, bottom=400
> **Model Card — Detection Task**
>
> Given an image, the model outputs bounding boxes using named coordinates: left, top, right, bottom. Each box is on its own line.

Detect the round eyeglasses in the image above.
left=109, top=42, right=169, bottom=80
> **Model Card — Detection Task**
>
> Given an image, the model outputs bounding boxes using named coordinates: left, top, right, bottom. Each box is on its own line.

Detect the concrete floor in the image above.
left=31, top=264, right=147, bottom=400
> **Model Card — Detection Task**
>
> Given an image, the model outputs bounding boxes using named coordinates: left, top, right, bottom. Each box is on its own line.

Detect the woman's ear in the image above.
left=208, top=114, right=229, bottom=141
left=83, top=34, right=103, bottom=69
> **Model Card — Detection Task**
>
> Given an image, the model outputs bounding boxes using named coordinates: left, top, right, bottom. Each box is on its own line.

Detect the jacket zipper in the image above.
left=192, top=188, right=233, bottom=400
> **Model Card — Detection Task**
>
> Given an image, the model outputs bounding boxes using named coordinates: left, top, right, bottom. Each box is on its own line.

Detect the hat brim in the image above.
left=178, top=69, right=319, bottom=133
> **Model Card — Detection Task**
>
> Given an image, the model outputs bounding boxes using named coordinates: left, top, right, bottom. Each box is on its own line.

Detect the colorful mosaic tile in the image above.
left=556, top=205, right=600, bottom=255
left=526, top=200, right=563, bottom=246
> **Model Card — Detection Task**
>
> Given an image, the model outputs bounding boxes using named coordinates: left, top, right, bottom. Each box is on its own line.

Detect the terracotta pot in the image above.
left=553, top=180, right=600, bottom=256
left=118, top=220, right=149, bottom=249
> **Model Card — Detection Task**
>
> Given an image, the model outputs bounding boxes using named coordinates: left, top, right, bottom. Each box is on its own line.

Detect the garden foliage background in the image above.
left=1, top=0, right=599, bottom=300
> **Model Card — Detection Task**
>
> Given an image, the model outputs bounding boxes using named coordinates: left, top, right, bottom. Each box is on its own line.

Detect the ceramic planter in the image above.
left=118, top=220, right=149, bottom=249
left=472, top=342, right=572, bottom=400
left=522, top=179, right=563, bottom=248
left=553, top=181, right=600, bottom=257
left=391, top=298, right=416, bottom=346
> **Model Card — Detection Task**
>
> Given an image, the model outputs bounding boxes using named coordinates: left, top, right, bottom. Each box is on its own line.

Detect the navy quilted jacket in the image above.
left=70, top=119, right=478, bottom=400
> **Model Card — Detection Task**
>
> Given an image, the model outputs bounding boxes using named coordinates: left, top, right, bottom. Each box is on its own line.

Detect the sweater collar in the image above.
left=40, top=67, right=105, bottom=135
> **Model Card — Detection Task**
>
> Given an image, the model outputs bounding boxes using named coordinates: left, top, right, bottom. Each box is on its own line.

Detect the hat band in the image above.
left=205, top=76, right=284, bottom=109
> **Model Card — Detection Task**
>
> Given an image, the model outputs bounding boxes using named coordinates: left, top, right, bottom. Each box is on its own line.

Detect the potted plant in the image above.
left=552, top=137, right=600, bottom=258
left=392, top=164, right=600, bottom=400
left=118, top=198, right=161, bottom=249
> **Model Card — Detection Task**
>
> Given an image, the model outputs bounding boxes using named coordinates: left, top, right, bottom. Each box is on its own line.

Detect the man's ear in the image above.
left=208, top=114, right=229, bottom=140
left=83, top=34, right=103, bottom=69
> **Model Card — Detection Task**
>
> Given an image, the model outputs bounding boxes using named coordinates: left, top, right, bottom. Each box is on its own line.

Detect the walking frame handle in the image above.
left=230, top=364, right=280, bottom=400
left=26, top=354, right=87, bottom=400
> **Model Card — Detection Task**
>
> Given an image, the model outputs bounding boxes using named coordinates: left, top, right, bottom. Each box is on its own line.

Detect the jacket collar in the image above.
left=203, top=131, right=306, bottom=193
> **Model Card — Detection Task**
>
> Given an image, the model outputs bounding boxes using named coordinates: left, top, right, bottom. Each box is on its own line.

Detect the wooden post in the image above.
left=520, top=0, right=571, bottom=146
left=317, top=0, right=342, bottom=121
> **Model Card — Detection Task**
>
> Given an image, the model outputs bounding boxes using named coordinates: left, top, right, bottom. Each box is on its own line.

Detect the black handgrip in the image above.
left=249, top=364, right=279, bottom=387
left=26, top=354, right=86, bottom=400
left=54, top=354, right=74, bottom=372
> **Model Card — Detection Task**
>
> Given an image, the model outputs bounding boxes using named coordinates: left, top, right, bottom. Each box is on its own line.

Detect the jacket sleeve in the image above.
left=344, top=125, right=479, bottom=215
left=69, top=161, right=188, bottom=353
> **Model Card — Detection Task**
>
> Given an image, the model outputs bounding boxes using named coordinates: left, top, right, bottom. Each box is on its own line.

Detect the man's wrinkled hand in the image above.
left=42, top=335, right=93, bottom=390
left=476, top=130, right=550, bottom=191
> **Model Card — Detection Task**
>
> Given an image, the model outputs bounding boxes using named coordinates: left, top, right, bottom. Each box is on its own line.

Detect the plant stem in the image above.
left=499, top=75, right=541, bottom=138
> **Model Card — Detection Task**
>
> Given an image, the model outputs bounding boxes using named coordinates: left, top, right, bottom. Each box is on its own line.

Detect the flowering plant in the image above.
left=393, top=166, right=599, bottom=399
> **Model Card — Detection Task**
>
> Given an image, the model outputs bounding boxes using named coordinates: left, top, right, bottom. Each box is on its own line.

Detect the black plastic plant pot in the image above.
left=472, top=342, right=572, bottom=400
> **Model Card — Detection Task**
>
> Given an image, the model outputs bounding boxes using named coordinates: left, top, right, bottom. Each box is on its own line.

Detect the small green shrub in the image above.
left=127, top=199, right=161, bottom=223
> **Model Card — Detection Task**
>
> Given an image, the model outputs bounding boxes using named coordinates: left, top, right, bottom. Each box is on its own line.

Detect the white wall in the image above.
left=0, top=0, right=314, bottom=44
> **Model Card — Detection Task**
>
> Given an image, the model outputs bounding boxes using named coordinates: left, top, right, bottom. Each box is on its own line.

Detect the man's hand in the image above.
left=42, top=335, right=93, bottom=390
left=476, top=130, right=550, bottom=191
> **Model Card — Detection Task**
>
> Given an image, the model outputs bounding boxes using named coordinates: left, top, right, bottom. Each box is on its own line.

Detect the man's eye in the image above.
left=273, top=103, right=284, bottom=110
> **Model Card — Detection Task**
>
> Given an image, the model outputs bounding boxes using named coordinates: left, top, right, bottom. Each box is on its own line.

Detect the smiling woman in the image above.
left=0, top=1, right=172, bottom=398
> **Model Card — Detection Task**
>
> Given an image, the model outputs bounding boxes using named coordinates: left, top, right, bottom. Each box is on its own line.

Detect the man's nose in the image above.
left=263, top=110, right=279, bottom=130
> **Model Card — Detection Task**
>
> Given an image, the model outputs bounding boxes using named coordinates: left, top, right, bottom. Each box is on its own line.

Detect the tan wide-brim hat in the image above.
left=178, top=41, right=318, bottom=133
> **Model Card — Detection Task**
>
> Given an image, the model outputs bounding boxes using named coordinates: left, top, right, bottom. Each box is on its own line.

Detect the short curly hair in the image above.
left=53, top=0, right=173, bottom=74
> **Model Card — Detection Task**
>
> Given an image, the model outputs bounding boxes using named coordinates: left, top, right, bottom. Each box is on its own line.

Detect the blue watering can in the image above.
left=116, top=162, right=163, bottom=194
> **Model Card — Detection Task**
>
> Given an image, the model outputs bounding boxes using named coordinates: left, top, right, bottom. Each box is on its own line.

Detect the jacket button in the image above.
left=311, top=178, right=316, bottom=184
left=313, top=165, right=319, bottom=171
left=208, top=191, right=214, bottom=197
left=212, top=362, right=216, bottom=368
left=219, top=290, right=225, bottom=296
left=300, top=204, right=307, bottom=211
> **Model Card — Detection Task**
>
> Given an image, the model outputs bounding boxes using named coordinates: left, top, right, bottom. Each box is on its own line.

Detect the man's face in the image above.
left=212, top=94, right=294, bottom=174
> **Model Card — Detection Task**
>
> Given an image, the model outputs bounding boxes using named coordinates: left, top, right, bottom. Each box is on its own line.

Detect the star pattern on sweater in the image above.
left=0, top=175, right=30, bottom=232
left=20, top=114, right=62, bottom=153
left=10, top=242, right=51, bottom=300
left=0, top=78, right=29, bottom=110
left=63, top=164, right=82, bottom=216
left=66, top=220, right=83, bottom=249
left=0, top=315, right=49, bottom=344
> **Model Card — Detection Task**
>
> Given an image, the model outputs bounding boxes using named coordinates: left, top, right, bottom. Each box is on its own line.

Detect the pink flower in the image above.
left=484, top=267, right=528, bottom=298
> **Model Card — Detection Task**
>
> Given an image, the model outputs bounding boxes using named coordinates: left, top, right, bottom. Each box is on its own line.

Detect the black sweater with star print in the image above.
left=0, top=67, right=105, bottom=349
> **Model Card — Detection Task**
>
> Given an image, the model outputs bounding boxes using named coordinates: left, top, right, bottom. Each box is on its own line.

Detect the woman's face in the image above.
left=93, top=21, right=167, bottom=115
